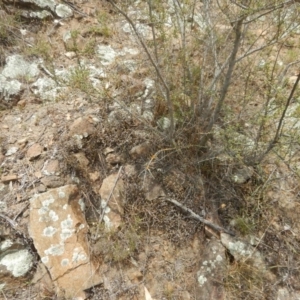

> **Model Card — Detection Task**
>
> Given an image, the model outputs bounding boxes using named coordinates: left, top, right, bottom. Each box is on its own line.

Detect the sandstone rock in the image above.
left=124, top=164, right=137, bottom=177
left=29, top=185, right=102, bottom=298
left=127, top=268, right=143, bottom=283
left=196, top=238, right=226, bottom=299
left=1, top=174, right=19, bottom=183
left=89, top=171, right=100, bottom=182
left=65, top=51, right=76, bottom=59
left=42, top=159, right=60, bottom=176
left=69, top=117, right=95, bottom=137
left=26, top=143, right=43, bottom=161
left=143, top=176, right=165, bottom=201
left=103, top=147, right=114, bottom=156
left=73, top=152, right=90, bottom=168
left=37, top=183, right=47, bottom=193
left=31, top=261, right=54, bottom=295
left=129, top=143, right=151, bottom=159
left=106, top=153, right=123, bottom=165
left=40, top=175, right=64, bottom=188
left=99, top=173, right=125, bottom=230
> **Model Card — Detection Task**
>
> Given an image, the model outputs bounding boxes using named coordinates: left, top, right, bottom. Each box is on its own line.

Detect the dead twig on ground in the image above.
left=161, top=197, right=235, bottom=236
left=0, top=212, right=18, bottom=229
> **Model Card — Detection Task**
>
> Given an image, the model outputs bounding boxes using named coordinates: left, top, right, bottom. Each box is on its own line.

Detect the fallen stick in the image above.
left=162, top=197, right=235, bottom=236
left=0, top=213, right=18, bottom=229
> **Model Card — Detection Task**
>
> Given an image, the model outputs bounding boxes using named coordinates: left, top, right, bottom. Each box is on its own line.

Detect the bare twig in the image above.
left=162, top=197, right=235, bottom=236
left=107, top=0, right=175, bottom=138
left=200, top=18, right=244, bottom=147
left=0, top=213, right=18, bottom=229
left=13, top=203, right=29, bottom=223
left=255, top=71, right=300, bottom=163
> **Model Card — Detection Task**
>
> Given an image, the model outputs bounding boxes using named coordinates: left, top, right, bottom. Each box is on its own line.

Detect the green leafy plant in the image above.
left=68, top=65, right=94, bottom=94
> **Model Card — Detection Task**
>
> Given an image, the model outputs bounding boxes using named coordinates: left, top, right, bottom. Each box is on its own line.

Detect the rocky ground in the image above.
left=1, top=0, right=300, bottom=299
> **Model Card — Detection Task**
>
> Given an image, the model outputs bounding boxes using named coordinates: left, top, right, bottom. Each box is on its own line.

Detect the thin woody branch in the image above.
left=162, top=197, right=235, bottom=236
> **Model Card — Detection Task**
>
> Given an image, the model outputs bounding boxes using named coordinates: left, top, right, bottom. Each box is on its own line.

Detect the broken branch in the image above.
left=162, top=197, right=235, bottom=236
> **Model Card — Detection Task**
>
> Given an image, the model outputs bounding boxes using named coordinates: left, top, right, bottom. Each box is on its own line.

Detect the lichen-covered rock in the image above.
left=0, top=239, right=34, bottom=278
left=99, top=173, right=125, bottom=230
left=196, top=238, right=226, bottom=299
left=29, top=185, right=102, bottom=298
left=2, top=55, right=39, bottom=80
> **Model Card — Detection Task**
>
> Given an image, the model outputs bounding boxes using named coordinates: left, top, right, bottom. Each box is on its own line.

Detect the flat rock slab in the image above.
left=29, top=185, right=102, bottom=298
left=196, top=238, right=226, bottom=299
left=99, top=173, right=125, bottom=230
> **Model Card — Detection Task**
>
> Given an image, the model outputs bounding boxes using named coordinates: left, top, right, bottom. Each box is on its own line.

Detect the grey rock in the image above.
left=196, top=238, right=226, bottom=299
left=0, top=239, right=34, bottom=277
left=23, top=0, right=56, bottom=11
left=231, top=166, right=254, bottom=184
left=2, top=55, right=39, bottom=80
left=97, top=45, right=117, bottom=66
left=27, top=10, right=53, bottom=19
left=0, top=75, right=22, bottom=101
left=55, top=4, right=73, bottom=18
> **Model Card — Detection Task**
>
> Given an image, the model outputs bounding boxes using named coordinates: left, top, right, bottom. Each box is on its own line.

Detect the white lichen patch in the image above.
left=44, top=244, right=65, bottom=256
left=0, top=249, right=33, bottom=277
left=38, top=206, right=49, bottom=216
left=55, top=4, right=73, bottom=18
left=72, top=247, right=87, bottom=263
left=197, top=253, right=225, bottom=287
left=61, top=215, right=73, bottom=229
left=197, top=274, right=207, bottom=286
left=41, top=197, right=55, bottom=209
left=60, top=215, right=74, bottom=241
left=60, top=228, right=74, bottom=241
left=2, top=55, right=39, bottom=79
left=63, top=204, right=68, bottom=210
left=103, top=215, right=112, bottom=229
left=42, top=197, right=55, bottom=206
left=49, top=210, right=59, bottom=221
left=78, top=224, right=85, bottom=231
left=43, top=226, right=57, bottom=237
left=61, top=258, right=69, bottom=267
left=101, top=200, right=111, bottom=214
left=228, top=241, right=252, bottom=256
left=216, top=255, right=223, bottom=262
left=78, top=198, right=85, bottom=211
left=97, top=45, right=117, bottom=66
left=58, top=191, right=65, bottom=198
left=41, top=256, right=49, bottom=264
left=0, top=239, right=13, bottom=251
